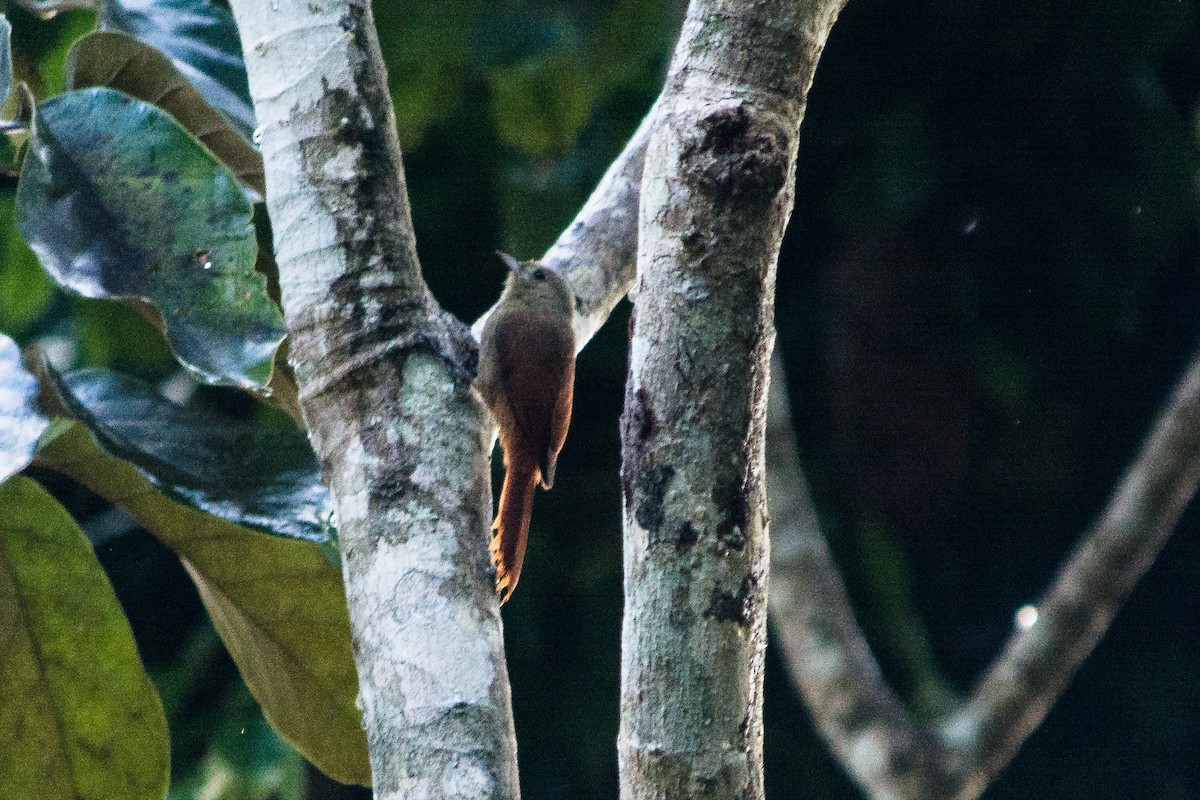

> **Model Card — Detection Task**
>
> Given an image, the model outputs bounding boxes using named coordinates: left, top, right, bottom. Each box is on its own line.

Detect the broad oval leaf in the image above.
left=51, top=365, right=332, bottom=543
left=66, top=31, right=265, bottom=197
left=16, top=87, right=285, bottom=391
left=35, top=423, right=371, bottom=786
left=0, top=333, right=48, bottom=480
left=0, top=475, right=170, bottom=800
left=101, top=0, right=256, bottom=139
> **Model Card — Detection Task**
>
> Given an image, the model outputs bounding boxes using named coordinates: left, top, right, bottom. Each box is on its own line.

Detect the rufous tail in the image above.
left=490, top=457, right=539, bottom=603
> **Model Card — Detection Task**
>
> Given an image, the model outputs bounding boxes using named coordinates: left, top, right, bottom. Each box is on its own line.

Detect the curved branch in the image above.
left=767, top=362, right=958, bottom=799
left=944, top=346, right=1200, bottom=800
left=767, top=343, right=1200, bottom=800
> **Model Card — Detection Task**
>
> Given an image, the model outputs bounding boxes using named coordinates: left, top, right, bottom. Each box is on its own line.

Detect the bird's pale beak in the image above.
left=497, top=251, right=521, bottom=273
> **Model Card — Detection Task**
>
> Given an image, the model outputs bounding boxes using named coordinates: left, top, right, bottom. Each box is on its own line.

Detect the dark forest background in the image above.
left=3, top=0, right=1198, bottom=798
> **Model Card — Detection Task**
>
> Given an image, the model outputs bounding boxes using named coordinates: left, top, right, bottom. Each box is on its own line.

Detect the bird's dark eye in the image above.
left=531, top=268, right=547, bottom=282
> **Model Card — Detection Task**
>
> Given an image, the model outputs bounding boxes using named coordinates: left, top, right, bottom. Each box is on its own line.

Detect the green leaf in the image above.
left=0, top=14, right=12, bottom=108
left=100, top=0, right=256, bottom=139
left=0, top=193, right=55, bottom=335
left=51, top=365, right=332, bottom=543
left=0, top=333, right=48, bottom=480
left=16, top=87, right=285, bottom=392
left=66, top=31, right=264, bottom=197
left=0, top=474, right=169, bottom=800
left=70, top=295, right=176, bottom=378
left=36, top=422, right=371, bottom=787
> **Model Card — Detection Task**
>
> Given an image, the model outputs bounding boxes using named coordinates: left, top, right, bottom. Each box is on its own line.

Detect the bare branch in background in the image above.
left=767, top=361, right=959, bottom=799
left=767, top=344, right=1200, bottom=800
left=944, top=345, right=1200, bottom=800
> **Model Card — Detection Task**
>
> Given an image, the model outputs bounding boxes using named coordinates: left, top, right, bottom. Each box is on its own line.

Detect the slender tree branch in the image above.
left=944, top=345, right=1200, bottom=800
left=229, top=2, right=516, bottom=796
left=767, top=361, right=958, bottom=800
left=619, top=2, right=846, bottom=798
left=767, top=343, right=1200, bottom=800
left=540, top=102, right=656, bottom=345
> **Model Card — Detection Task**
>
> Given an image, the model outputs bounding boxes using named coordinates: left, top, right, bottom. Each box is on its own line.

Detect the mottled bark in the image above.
left=228, top=2, right=516, bottom=797
left=619, top=2, right=846, bottom=799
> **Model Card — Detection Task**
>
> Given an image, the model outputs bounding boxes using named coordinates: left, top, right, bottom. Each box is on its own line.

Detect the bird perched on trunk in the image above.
left=477, top=252, right=576, bottom=602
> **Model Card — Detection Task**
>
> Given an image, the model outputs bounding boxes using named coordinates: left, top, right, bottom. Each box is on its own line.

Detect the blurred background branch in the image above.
left=768, top=344, right=1200, bottom=800
left=945, top=344, right=1200, bottom=799
left=768, top=362, right=959, bottom=799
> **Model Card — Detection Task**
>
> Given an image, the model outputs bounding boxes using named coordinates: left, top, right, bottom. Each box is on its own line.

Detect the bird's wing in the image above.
left=490, top=313, right=575, bottom=486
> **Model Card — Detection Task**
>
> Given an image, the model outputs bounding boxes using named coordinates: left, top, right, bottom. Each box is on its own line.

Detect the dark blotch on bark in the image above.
left=669, top=584, right=694, bottom=627
left=681, top=227, right=708, bottom=259
left=621, top=376, right=662, bottom=519
left=705, top=574, right=759, bottom=626
left=359, top=410, right=419, bottom=540
left=712, top=481, right=750, bottom=551
left=687, top=102, right=791, bottom=206
left=630, top=387, right=658, bottom=442
left=675, top=521, right=699, bottom=551
left=634, top=465, right=675, bottom=533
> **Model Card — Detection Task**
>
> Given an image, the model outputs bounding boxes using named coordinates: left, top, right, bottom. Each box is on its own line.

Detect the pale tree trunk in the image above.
left=228, top=2, right=516, bottom=797
left=619, top=2, right=846, bottom=799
